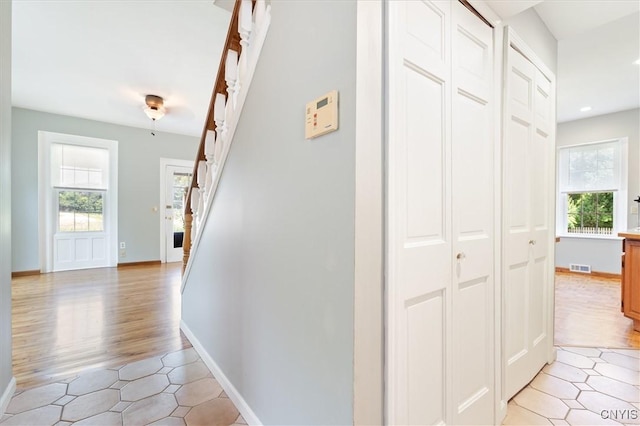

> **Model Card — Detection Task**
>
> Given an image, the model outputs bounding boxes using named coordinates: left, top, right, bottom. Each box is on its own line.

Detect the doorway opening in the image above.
left=553, top=138, right=638, bottom=348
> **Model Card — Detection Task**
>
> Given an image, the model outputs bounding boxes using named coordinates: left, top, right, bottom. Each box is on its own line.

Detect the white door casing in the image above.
left=503, top=29, right=556, bottom=400
left=159, top=158, right=193, bottom=264
left=38, top=131, right=118, bottom=272
left=387, top=1, right=495, bottom=424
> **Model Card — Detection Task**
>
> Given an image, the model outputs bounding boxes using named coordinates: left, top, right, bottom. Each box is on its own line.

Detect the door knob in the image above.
left=529, top=240, right=536, bottom=245
left=456, top=252, right=466, bottom=260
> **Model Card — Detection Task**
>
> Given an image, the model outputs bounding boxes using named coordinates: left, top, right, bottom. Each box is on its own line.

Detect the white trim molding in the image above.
left=38, top=131, right=118, bottom=272
left=0, top=377, right=16, bottom=416
left=180, top=321, right=261, bottom=426
left=354, top=1, right=384, bottom=425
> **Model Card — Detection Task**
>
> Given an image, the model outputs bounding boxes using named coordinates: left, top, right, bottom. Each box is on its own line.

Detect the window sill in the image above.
left=557, top=234, right=623, bottom=241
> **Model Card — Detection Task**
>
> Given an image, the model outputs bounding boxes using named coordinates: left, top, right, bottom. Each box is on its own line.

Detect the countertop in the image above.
left=619, top=229, right=640, bottom=240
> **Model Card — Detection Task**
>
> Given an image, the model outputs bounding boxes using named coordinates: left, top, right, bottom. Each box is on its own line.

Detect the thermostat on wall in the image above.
left=305, top=90, right=338, bottom=139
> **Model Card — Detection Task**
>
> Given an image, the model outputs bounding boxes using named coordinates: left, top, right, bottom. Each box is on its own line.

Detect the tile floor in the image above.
left=0, top=348, right=244, bottom=426
left=2, top=345, right=638, bottom=425
left=504, top=346, right=640, bottom=425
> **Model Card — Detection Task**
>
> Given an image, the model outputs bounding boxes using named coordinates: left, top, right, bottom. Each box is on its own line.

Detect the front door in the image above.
left=164, top=165, right=192, bottom=263
left=53, top=189, right=108, bottom=271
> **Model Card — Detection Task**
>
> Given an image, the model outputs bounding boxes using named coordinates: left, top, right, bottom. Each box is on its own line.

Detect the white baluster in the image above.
left=225, top=49, right=238, bottom=109
left=214, top=93, right=227, bottom=165
left=197, top=160, right=207, bottom=207
left=225, top=91, right=235, bottom=127
left=238, top=0, right=253, bottom=82
left=214, top=93, right=226, bottom=131
left=204, top=129, right=216, bottom=162
left=196, top=185, right=204, bottom=234
left=204, top=130, right=216, bottom=198
left=190, top=190, right=200, bottom=240
left=196, top=160, right=207, bottom=189
left=214, top=130, right=224, bottom=167
left=254, top=0, right=266, bottom=31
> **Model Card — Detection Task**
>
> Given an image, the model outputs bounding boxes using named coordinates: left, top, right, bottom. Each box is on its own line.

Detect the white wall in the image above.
left=181, top=1, right=357, bottom=424
left=11, top=108, right=199, bottom=271
left=503, top=7, right=558, bottom=74
left=555, top=108, right=640, bottom=274
left=0, top=0, right=14, bottom=411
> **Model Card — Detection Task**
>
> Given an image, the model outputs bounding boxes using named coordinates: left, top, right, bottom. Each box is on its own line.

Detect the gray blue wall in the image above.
left=181, top=1, right=356, bottom=424
left=1, top=0, right=13, bottom=408
left=556, top=108, right=640, bottom=274
left=11, top=107, right=199, bottom=271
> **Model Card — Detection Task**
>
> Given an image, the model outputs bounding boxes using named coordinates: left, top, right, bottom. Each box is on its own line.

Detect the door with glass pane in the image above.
left=165, top=165, right=192, bottom=263
left=52, top=143, right=111, bottom=271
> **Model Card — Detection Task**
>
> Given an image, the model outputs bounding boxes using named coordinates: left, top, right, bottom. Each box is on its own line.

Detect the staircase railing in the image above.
left=182, top=0, right=271, bottom=276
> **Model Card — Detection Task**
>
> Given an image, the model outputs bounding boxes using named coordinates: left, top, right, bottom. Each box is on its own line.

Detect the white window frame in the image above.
left=38, top=131, right=118, bottom=272
left=556, top=137, right=628, bottom=239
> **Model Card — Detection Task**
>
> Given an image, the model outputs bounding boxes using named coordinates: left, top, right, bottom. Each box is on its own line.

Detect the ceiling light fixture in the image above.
left=634, top=58, right=640, bottom=65
left=144, top=94, right=166, bottom=121
left=580, top=106, right=592, bottom=112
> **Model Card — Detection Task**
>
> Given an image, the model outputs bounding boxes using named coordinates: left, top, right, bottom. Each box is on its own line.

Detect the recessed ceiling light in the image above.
left=635, top=58, right=640, bottom=65
left=580, top=106, right=592, bottom=112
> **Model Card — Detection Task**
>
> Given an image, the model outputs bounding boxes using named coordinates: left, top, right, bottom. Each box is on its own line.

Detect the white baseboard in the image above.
left=498, top=398, right=508, bottom=423
left=180, top=320, right=261, bottom=426
left=0, top=377, right=16, bottom=416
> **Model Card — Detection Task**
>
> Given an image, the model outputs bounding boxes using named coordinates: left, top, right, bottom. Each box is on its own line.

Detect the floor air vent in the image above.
left=569, top=264, right=591, bottom=273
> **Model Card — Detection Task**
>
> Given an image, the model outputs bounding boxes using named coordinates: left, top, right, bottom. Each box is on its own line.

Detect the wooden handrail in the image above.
left=182, top=0, right=247, bottom=273
left=185, top=0, right=243, bottom=211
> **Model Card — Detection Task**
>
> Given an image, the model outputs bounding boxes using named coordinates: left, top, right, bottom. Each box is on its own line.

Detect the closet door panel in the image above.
left=451, top=2, right=494, bottom=423
left=387, top=1, right=451, bottom=424
left=504, top=43, right=555, bottom=401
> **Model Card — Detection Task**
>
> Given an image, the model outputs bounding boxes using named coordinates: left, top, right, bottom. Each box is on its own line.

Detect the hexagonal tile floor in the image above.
left=3, top=345, right=637, bottom=425
left=504, top=346, right=640, bottom=425
left=0, top=348, right=246, bottom=426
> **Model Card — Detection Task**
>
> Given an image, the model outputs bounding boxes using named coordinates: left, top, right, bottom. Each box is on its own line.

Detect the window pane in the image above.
left=560, top=141, right=620, bottom=192
left=565, top=192, right=614, bottom=235
left=58, top=191, right=104, bottom=232
left=171, top=173, right=191, bottom=234
left=597, top=147, right=614, bottom=170
left=52, top=144, right=109, bottom=189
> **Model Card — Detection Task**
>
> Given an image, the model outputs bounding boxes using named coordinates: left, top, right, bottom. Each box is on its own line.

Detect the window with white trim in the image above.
left=557, top=139, right=628, bottom=237
left=51, top=143, right=109, bottom=233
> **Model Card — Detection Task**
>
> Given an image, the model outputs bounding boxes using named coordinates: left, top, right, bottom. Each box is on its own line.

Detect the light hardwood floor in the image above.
left=12, top=265, right=637, bottom=392
left=12, top=263, right=191, bottom=391
left=555, top=271, right=640, bottom=349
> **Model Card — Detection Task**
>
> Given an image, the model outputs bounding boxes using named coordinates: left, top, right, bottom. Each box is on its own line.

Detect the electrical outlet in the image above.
left=119, top=248, right=126, bottom=258
left=631, top=205, right=639, bottom=215
left=119, top=242, right=126, bottom=249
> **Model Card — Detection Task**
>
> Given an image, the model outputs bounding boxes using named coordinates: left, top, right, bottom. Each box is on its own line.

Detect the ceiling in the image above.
left=11, top=1, right=640, bottom=133
left=556, top=11, right=639, bottom=123
left=12, top=0, right=231, bottom=137
left=485, top=0, right=640, bottom=123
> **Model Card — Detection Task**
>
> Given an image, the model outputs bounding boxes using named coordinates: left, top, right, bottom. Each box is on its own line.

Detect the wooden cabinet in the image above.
left=620, top=232, right=640, bottom=332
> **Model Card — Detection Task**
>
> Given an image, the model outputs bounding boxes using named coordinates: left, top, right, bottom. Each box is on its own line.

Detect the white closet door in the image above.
left=387, top=1, right=495, bottom=424
left=451, top=2, right=495, bottom=423
left=387, top=1, right=452, bottom=424
left=504, top=45, right=554, bottom=400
